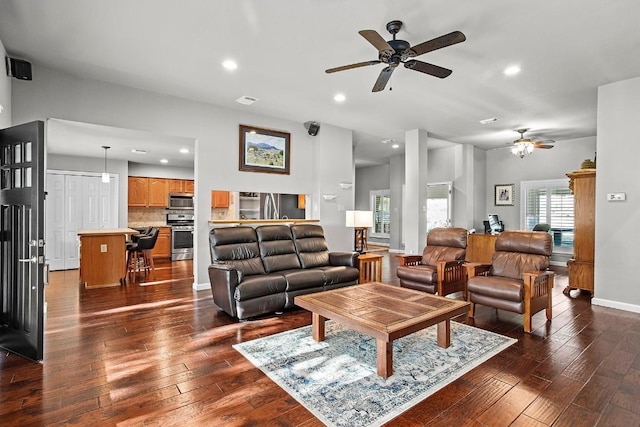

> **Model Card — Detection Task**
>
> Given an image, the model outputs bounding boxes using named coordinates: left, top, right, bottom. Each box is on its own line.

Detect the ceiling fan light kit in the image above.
left=326, top=20, right=465, bottom=92
left=509, top=128, right=555, bottom=158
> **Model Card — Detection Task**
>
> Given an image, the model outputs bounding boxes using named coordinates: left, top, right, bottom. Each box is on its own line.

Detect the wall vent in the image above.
left=236, top=96, right=259, bottom=105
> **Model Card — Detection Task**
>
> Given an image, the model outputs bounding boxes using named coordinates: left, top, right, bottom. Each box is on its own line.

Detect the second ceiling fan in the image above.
left=325, top=20, right=466, bottom=92
left=510, top=128, right=555, bottom=158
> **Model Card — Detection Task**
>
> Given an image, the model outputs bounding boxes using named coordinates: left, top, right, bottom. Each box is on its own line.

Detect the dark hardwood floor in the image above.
left=1, top=252, right=640, bottom=426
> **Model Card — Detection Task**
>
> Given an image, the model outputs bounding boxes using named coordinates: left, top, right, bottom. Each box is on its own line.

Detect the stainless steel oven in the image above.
left=167, top=213, right=194, bottom=260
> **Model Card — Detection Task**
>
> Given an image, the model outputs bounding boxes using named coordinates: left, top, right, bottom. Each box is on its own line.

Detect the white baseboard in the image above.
left=193, top=282, right=211, bottom=291
left=388, top=249, right=405, bottom=254
left=592, top=298, right=640, bottom=314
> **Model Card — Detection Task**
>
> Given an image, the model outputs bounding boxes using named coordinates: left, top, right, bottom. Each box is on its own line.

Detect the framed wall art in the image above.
left=239, top=124, right=290, bottom=175
left=494, top=184, right=515, bottom=206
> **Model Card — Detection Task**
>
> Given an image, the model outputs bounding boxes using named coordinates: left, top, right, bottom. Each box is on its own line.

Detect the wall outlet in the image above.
left=607, top=192, right=626, bottom=201
left=100, top=244, right=107, bottom=252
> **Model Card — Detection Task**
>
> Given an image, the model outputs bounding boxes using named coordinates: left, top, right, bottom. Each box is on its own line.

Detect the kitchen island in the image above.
left=77, top=228, right=139, bottom=288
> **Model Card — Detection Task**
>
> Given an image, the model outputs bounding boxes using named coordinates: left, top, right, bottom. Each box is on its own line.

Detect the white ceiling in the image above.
left=46, top=119, right=196, bottom=169
left=2, top=0, right=640, bottom=168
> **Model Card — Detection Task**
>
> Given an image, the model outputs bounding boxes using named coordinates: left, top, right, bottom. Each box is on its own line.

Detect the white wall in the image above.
left=13, top=65, right=354, bottom=289
left=356, top=144, right=483, bottom=249
left=128, top=163, right=194, bottom=180
left=485, top=136, right=597, bottom=231
left=594, top=75, right=640, bottom=312
left=0, top=37, right=11, bottom=128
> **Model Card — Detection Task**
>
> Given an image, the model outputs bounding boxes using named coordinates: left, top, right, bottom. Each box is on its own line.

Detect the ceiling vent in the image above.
left=236, top=95, right=259, bottom=105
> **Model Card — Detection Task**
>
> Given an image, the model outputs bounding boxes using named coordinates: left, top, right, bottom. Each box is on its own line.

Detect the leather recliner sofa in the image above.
left=208, top=224, right=359, bottom=320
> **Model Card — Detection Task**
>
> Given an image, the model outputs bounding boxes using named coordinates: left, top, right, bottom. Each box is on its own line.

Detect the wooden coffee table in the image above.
left=295, top=282, right=470, bottom=378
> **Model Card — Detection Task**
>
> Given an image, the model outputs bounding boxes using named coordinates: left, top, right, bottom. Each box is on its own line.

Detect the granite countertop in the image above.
left=128, top=222, right=169, bottom=228
left=78, top=228, right=139, bottom=235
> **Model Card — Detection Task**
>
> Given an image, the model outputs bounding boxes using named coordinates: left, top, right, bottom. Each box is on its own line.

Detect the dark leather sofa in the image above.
left=208, top=224, right=359, bottom=320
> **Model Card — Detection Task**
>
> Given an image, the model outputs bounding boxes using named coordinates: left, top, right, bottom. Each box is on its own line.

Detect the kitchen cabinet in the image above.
left=152, top=226, right=171, bottom=259
left=211, top=190, right=230, bottom=208
left=129, top=176, right=193, bottom=207
left=148, top=178, right=168, bottom=207
left=128, top=177, right=149, bottom=206
left=168, top=179, right=184, bottom=193
left=167, top=179, right=194, bottom=194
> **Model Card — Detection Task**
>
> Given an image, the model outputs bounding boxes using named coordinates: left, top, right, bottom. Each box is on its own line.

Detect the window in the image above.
left=521, top=179, right=574, bottom=253
left=370, top=190, right=390, bottom=238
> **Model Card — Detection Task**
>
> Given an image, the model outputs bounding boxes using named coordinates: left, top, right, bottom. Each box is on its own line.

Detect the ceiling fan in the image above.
left=510, top=128, right=555, bottom=158
left=325, top=20, right=466, bottom=92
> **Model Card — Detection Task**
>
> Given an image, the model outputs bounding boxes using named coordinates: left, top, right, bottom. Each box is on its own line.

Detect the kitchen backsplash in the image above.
left=128, top=207, right=168, bottom=226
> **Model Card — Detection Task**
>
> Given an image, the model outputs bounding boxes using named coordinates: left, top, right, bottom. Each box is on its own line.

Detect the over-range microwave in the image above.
left=168, top=193, right=194, bottom=209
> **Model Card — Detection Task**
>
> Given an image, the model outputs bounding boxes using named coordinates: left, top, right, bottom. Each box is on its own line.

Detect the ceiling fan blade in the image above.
left=404, top=60, right=452, bottom=78
left=359, top=30, right=394, bottom=56
left=534, top=143, right=555, bottom=149
left=407, top=31, right=466, bottom=57
left=372, top=67, right=394, bottom=92
left=325, top=60, right=381, bottom=74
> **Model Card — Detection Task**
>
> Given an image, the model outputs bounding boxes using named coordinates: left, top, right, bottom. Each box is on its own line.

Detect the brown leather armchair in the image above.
left=466, top=231, right=554, bottom=333
left=396, top=227, right=468, bottom=298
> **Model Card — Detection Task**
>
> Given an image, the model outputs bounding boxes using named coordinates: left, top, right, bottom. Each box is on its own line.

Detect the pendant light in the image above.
left=101, top=145, right=110, bottom=183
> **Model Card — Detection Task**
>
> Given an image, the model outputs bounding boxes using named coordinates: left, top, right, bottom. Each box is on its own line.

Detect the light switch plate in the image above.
left=100, top=244, right=107, bottom=252
left=607, top=192, right=626, bottom=201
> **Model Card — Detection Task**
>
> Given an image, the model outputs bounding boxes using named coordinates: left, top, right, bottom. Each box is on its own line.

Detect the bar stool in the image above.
left=127, top=227, right=159, bottom=282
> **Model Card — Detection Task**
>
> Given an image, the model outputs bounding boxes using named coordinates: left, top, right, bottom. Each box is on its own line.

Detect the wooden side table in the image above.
left=358, top=253, right=383, bottom=283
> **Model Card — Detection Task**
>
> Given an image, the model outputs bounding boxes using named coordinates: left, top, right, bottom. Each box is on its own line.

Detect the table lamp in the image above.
left=346, top=210, right=373, bottom=253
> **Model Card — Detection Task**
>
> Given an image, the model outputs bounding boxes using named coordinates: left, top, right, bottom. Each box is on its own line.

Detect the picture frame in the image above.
left=494, top=184, right=515, bottom=206
left=239, top=124, right=290, bottom=175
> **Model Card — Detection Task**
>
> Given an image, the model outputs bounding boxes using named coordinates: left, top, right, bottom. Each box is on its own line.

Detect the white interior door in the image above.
left=45, top=173, right=65, bottom=271
left=64, top=175, right=83, bottom=269
left=45, top=171, right=118, bottom=271
left=100, top=178, right=118, bottom=228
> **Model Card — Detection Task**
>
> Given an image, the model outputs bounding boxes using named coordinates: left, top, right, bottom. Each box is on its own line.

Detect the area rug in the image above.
left=233, top=321, right=516, bottom=427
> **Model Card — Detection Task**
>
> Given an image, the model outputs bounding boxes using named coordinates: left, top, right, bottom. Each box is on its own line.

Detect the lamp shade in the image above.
left=345, top=210, right=373, bottom=228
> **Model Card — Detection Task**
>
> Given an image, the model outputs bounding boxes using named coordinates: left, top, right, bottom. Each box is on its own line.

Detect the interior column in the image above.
left=404, top=129, right=428, bottom=254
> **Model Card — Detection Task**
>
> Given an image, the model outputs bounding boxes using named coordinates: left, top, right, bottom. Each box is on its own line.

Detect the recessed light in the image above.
left=334, top=93, right=346, bottom=102
left=479, top=117, right=499, bottom=125
left=179, top=148, right=189, bottom=154
left=160, top=159, right=168, bottom=164
left=131, top=148, right=148, bottom=154
left=222, top=59, right=238, bottom=70
left=392, top=144, right=400, bottom=149
left=504, top=65, right=521, bottom=76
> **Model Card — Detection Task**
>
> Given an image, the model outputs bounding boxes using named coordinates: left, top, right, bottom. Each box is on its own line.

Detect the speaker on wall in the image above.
left=6, top=57, right=32, bottom=80
left=303, top=121, right=320, bottom=136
